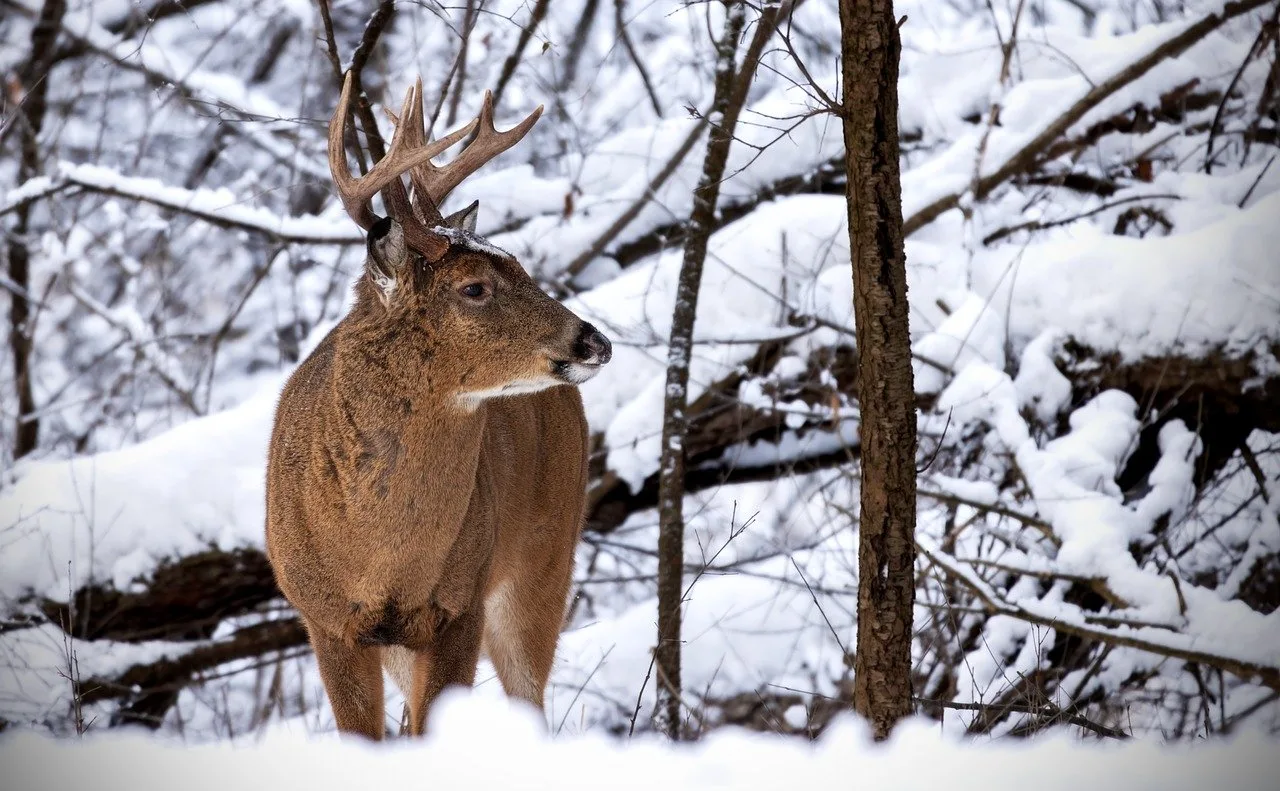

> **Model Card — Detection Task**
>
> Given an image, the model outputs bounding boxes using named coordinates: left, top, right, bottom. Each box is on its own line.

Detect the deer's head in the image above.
left=328, top=74, right=610, bottom=406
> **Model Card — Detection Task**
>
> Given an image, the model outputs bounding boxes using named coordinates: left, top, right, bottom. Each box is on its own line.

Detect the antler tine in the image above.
left=401, top=89, right=544, bottom=217
left=383, top=77, right=479, bottom=224
left=326, top=72, right=465, bottom=232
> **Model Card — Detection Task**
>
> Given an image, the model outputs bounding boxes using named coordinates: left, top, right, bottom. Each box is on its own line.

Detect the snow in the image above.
left=39, top=163, right=361, bottom=244
left=2, top=0, right=1278, bottom=751
left=0, top=382, right=280, bottom=601
left=972, top=191, right=1280, bottom=364
left=2, top=701, right=1279, bottom=790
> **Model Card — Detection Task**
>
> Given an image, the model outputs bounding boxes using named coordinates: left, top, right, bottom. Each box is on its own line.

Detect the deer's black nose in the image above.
left=576, top=323, right=612, bottom=366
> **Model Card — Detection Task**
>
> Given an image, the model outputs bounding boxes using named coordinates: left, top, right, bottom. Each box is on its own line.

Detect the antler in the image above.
left=328, top=71, right=543, bottom=257
left=390, top=77, right=544, bottom=224
left=327, top=72, right=467, bottom=258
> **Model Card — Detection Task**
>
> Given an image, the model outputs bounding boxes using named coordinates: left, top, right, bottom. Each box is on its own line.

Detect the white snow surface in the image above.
left=2, top=0, right=1278, bottom=747
left=2, top=700, right=1279, bottom=791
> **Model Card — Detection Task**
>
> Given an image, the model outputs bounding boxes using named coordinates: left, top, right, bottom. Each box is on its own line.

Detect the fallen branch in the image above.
left=81, top=617, right=307, bottom=728
left=916, top=697, right=1130, bottom=740
left=918, top=539, right=1280, bottom=693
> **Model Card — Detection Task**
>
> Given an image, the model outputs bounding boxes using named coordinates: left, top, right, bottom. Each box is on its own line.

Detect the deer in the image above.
left=265, top=71, right=611, bottom=740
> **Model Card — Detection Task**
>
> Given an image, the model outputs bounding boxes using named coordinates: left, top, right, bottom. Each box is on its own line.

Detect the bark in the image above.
left=653, top=0, right=749, bottom=740
left=5, top=0, right=67, bottom=459
left=839, top=0, right=917, bottom=739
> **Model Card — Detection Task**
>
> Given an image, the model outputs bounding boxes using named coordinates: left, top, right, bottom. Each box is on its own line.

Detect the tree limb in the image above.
left=903, top=0, right=1273, bottom=236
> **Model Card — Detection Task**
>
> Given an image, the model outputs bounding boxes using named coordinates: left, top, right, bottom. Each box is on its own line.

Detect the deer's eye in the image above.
left=459, top=282, right=489, bottom=300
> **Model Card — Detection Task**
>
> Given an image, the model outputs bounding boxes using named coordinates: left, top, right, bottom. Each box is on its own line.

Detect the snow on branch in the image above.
left=11, top=0, right=289, bottom=120
left=902, top=0, right=1274, bottom=235
left=919, top=538, right=1280, bottom=693
left=2, top=162, right=361, bottom=244
left=6, top=0, right=331, bottom=182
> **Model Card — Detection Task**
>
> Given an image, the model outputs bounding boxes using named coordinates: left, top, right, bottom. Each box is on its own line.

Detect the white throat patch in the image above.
left=455, top=377, right=562, bottom=412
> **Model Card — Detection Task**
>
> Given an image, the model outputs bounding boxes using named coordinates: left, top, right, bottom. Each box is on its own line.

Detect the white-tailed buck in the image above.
left=265, top=72, right=610, bottom=740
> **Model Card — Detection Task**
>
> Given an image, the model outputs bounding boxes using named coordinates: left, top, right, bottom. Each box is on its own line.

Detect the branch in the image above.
left=1204, top=3, right=1277, bottom=173
left=490, top=0, right=550, bottom=112
left=81, top=618, right=308, bottom=727
left=560, top=118, right=707, bottom=280
left=3, top=163, right=363, bottom=244
left=918, top=538, right=1280, bottom=693
left=347, top=0, right=397, bottom=162
left=614, top=0, right=663, bottom=117
left=903, top=0, right=1273, bottom=236
left=980, top=193, right=1181, bottom=246
left=916, top=697, right=1130, bottom=740
left=560, top=0, right=803, bottom=282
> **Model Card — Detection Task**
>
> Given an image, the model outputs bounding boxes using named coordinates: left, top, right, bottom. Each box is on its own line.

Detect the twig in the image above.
left=490, top=0, right=550, bottom=112
left=790, top=557, right=848, bottom=657
left=614, top=0, right=663, bottom=117
left=904, top=0, right=1274, bottom=236
left=1204, top=5, right=1276, bottom=173
left=555, top=645, right=613, bottom=736
left=981, top=193, right=1181, bottom=246
left=1238, top=155, right=1275, bottom=208
left=627, top=653, right=657, bottom=738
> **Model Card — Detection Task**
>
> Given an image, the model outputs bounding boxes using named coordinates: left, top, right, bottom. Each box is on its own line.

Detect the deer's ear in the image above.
left=366, top=217, right=408, bottom=305
left=443, top=200, right=480, bottom=234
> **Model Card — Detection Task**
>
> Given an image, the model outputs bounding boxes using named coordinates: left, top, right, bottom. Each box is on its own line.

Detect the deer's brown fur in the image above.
left=265, top=74, right=609, bottom=740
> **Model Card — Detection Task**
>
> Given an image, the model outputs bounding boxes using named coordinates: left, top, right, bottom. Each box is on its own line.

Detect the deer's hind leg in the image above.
left=482, top=553, right=574, bottom=713
left=306, top=619, right=386, bottom=740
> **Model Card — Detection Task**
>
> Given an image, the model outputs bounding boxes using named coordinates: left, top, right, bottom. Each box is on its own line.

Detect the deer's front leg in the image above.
left=307, top=619, right=386, bottom=740
left=405, top=606, right=485, bottom=736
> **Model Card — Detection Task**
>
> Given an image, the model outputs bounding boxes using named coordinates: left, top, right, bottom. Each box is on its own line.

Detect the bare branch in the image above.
left=904, top=0, right=1274, bottom=236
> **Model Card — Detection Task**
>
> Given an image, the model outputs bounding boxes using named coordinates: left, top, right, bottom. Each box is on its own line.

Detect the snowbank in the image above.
left=1, top=696, right=1277, bottom=791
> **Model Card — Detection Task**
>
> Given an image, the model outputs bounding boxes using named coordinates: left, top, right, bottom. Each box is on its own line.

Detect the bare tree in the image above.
left=839, top=0, right=917, bottom=739
left=653, top=0, right=749, bottom=741
left=4, top=0, right=67, bottom=459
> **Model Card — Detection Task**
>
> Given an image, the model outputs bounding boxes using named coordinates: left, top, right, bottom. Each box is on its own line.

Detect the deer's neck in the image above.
left=328, top=320, right=488, bottom=497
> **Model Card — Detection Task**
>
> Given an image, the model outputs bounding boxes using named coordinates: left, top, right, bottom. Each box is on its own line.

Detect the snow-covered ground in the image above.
left=2, top=697, right=1279, bottom=790
left=1, top=0, right=1278, bottom=752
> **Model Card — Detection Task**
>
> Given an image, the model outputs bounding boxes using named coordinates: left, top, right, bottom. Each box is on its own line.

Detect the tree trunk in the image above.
left=653, top=0, right=748, bottom=740
left=839, top=0, right=917, bottom=740
left=5, top=0, right=67, bottom=459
